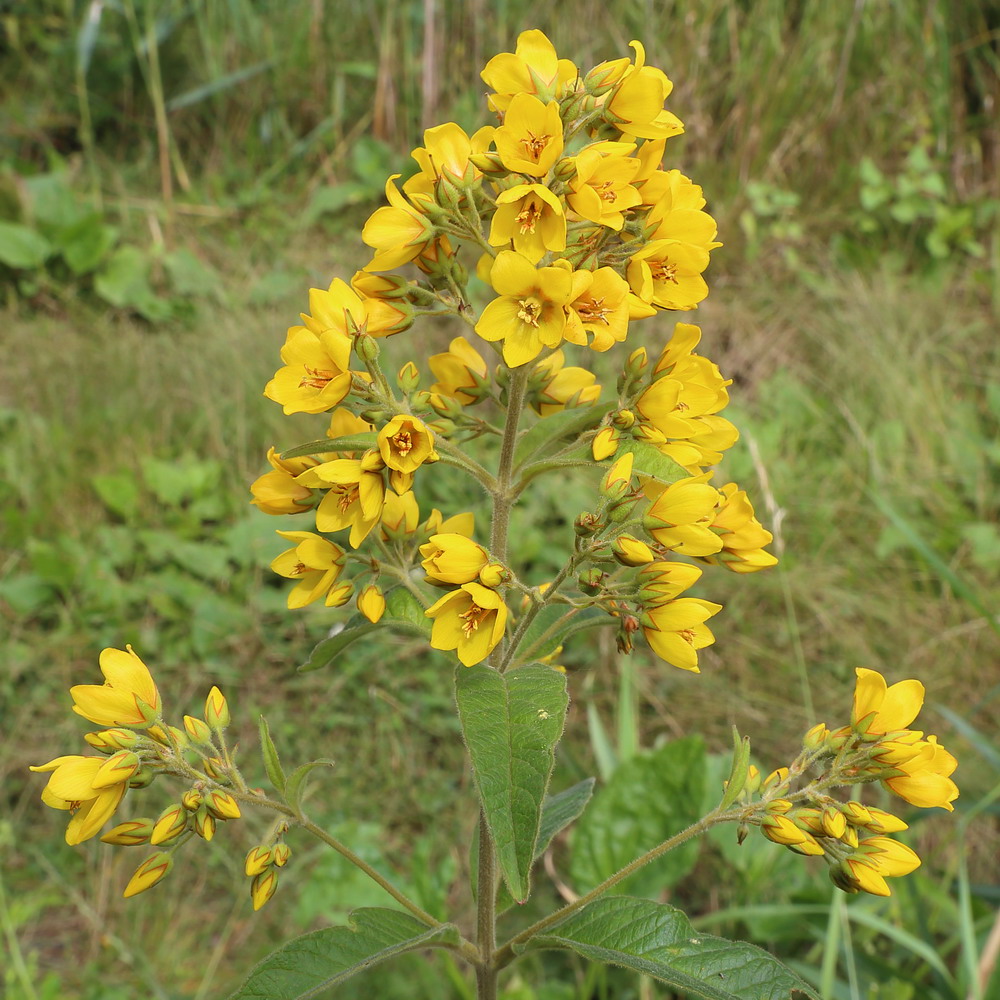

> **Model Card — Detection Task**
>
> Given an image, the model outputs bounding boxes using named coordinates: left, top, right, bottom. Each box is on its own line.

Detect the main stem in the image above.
left=476, top=365, right=530, bottom=1000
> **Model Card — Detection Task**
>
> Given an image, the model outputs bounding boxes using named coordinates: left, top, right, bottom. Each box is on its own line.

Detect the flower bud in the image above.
left=325, top=581, right=355, bottom=608
left=803, top=722, right=830, bottom=750
left=101, top=818, right=155, bottom=846
left=821, top=806, right=848, bottom=839
left=192, top=807, right=216, bottom=841
left=786, top=833, right=826, bottom=857
left=592, top=426, right=620, bottom=461
left=123, top=852, right=173, bottom=898
left=760, top=814, right=807, bottom=846
left=205, top=789, right=241, bottom=821
left=128, top=768, right=157, bottom=789
left=202, top=756, right=224, bottom=779
left=553, top=157, right=577, bottom=182
left=245, top=846, right=274, bottom=877
left=84, top=728, right=141, bottom=752
left=251, top=869, right=279, bottom=911
left=600, top=453, right=634, bottom=499
left=360, top=448, right=386, bottom=473
left=148, top=724, right=189, bottom=749
left=762, top=767, right=789, bottom=792
left=93, top=750, right=141, bottom=788
left=611, top=409, right=636, bottom=430
left=478, top=562, right=509, bottom=589
left=181, top=789, right=203, bottom=812
left=612, top=535, right=654, bottom=567
left=184, top=715, right=214, bottom=745
left=744, top=765, right=761, bottom=795
left=357, top=584, right=386, bottom=624
left=578, top=568, right=605, bottom=595
left=574, top=512, right=602, bottom=537
left=765, top=798, right=793, bottom=815
left=150, top=805, right=188, bottom=846
left=204, top=686, right=230, bottom=731
left=271, top=843, right=292, bottom=868
left=468, top=152, right=506, bottom=177
left=397, top=361, right=421, bottom=394
left=355, top=334, right=381, bottom=364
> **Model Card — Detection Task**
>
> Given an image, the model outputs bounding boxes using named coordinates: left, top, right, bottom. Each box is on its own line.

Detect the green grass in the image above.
left=2, top=2, right=1000, bottom=998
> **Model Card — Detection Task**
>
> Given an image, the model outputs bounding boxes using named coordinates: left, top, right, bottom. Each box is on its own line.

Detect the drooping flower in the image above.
left=270, top=530, right=346, bottom=609
left=426, top=582, right=509, bottom=667
left=250, top=447, right=319, bottom=515
left=640, top=596, right=722, bottom=672
left=421, top=534, right=490, bottom=586
left=362, top=176, right=435, bottom=272
left=297, top=458, right=386, bottom=548
left=428, top=336, right=490, bottom=405
left=30, top=755, right=130, bottom=845
left=884, top=735, right=959, bottom=812
left=851, top=668, right=925, bottom=735
left=70, top=646, right=160, bottom=728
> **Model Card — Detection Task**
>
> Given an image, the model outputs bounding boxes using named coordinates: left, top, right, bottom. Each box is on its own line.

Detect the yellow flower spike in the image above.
left=298, top=459, right=386, bottom=548
left=377, top=415, right=437, bottom=474
left=494, top=93, right=565, bottom=177
left=421, top=533, right=490, bottom=587
left=476, top=251, right=573, bottom=367
left=31, top=755, right=129, bottom=845
left=357, top=585, right=386, bottom=624
left=851, top=668, right=925, bottom=735
left=250, top=447, right=319, bottom=515
left=70, top=645, right=161, bottom=729
left=272, top=843, right=292, bottom=867
left=884, top=735, right=959, bottom=811
left=205, top=790, right=241, bottom=821
left=150, top=805, right=188, bottom=846
left=183, top=715, right=213, bottom=745
left=245, top=846, right=274, bottom=877
left=481, top=28, right=578, bottom=111
left=640, top=596, right=722, bottom=672
left=100, top=818, right=155, bottom=846
left=92, top=750, right=141, bottom=789
left=428, top=336, right=490, bottom=405
left=592, top=426, right=621, bottom=461
left=123, top=852, right=173, bottom=898
left=251, top=869, right=279, bottom=911
left=489, top=183, right=567, bottom=263
left=204, top=686, right=230, bottom=731
left=426, top=582, right=509, bottom=667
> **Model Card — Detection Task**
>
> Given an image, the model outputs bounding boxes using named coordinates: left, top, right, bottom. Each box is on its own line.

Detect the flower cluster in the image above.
left=250, top=29, right=778, bottom=675
left=741, top=669, right=958, bottom=896
left=29, top=647, right=276, bottom=904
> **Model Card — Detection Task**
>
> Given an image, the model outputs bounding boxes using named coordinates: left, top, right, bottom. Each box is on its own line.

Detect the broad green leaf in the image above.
left=514, top=605, right=612, bottom=664
left=619, top=440, right=689, bottom=488
left=517, top=896, right=817, bottom=999
left=281, top=433, right=379, bottom=460
left=0, top=222, right=51, bottom=269
left=571, top=738, right=706, bottom=896
left=297, top=588, right=430, bottom=672
left=227, top=908, right=459, bottom=1000
left=95, top=246, right=172, bottom=321
left=456, top=664, right=568, bottom=903
left=514, top=403, right=613, bottom=468
left=91, top=471, right=141, bottom=521
left=56, top=214, right=117, bottom=275
left=258, top=716, right=286, bottom=793
left=282, top=758, right=336, bottom=814
left=494, top=778, right=597, bottom=913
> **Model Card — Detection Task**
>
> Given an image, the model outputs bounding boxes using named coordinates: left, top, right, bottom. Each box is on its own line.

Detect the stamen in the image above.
left=517, top=297, right=542, bottom=327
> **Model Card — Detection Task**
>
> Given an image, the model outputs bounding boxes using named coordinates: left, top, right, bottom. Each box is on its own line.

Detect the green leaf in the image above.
left=166, top=60, right=273, bottom=112
left=619, top=441, right=689, bottom=488
left=227, top=908, right=459, bottom=1000
left=718, top=727, right=752, bottom=810
left=56, top=214, right=118, bottom=275
left=281, top=433, right=379, bottom=460
left=514, top=403, right=613, bottom=468
left=517, top=896, right=817, bottom=999
left=95, top=246, right=172, bottom=321
left=297, top=588, right=430, bottom=673
left=258, top=716, right=286, bottom=793
left=91, top=471, right=141, bottom=521
left=0, top=221, right=52, bottom=269
left=303, top=182, right=377, bottom=225
left=282, top=758, right=336, bottom=814
left=455, top=664, right=569, bottom=903
left=515, top=605, right=612, bottom=664
left=570, top=738, right=706, bottom=896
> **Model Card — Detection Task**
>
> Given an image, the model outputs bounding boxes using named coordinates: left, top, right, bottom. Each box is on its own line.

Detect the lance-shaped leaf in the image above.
left=280, top=432, right=379, bottom=461
left=456, top=664, right=569, bottom=903
left=298, top=589, right=430, bottom=672
left=516, top=896, right=818, bottom=1000
left=514, top=403, right=614, bottom=468
left=227, top=908, right=460, bottom=1000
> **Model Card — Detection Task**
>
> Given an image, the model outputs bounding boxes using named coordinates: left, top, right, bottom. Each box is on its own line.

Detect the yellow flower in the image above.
left=404, top=122, right=497, bottom=199
left=605, top=41, right=684, bottom=141
left=566, top=142, right=642, bottom=230
left=562, top=266, right=631, bottom=352
left=884, top=735, right=959, bottom=812
left=612, top=535, right=654, bottom=567
left=844, top=837, right=921, bottom=897
left=421, top=533, right=490, bottom=586
left=592, top=426, right=621, bottom=461
left=640, top=596, right=722, bottom=672
left=627, top=239, right=711, bottom=312
left=851, top=668, right=925, bottom=734
left=429, top=336, right=490, bottom=405
left=698, top=483, right=778, bottom=573
left=475, top=251, right=572, bottom=367
left=362, top=175, right=435, bottom=272
left=30, top=755, right=129, bottom=844
left=380, top=490, right=420, bottom=540
left=270, top=530, right=346, bottom=609
left=251, top=869, right=279, bottom=911
left=123, top=852, right=173, bottom=898
left=636, top=560, right=704, bottom=604
left=481, top=29, right=578, bottom=112
left=250, top=447, right=318, bottom=515
left=298, top=458, right=386, bottom=548
left=357, top=585, right=386, bottom=623
left=264, top=325, right=353, bottom=415
left=70, top=646, right=160, bottom=728
left=527, top=350, right=601, bottom=417
left=643, top=476, right=724, bottom=556
left=494, top=93, right=565, bottom=178
left=426, top=582, right=509, bottom=667
left=488, top=183, right=566, bottom=263
left=377, top=415, right=437, bottom=474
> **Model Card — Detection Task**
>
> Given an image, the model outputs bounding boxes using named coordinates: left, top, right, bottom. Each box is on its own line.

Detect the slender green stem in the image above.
left=475, top=813, right=499, bottom=1000
left=495, top=808, right=736, bottom=968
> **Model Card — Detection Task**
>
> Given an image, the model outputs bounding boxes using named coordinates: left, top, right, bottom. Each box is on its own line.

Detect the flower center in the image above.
left=516, top=200, right=543, bottom=235
left=334, top=484, right=360, bottom=513
left=576, top=296, right=610, bottom=325
left=299, top=366, right=337, bottom=390
left=649, top=259, right=679, bottom=284
left=460, top=602, right=491, bottom=635
left=595, top=180, right=617, bottom=203
left=392, top=430, right=413, bottom=456
left=677, top=627, right=696, bottom=645
left=520, top=130, right=551, bottom=162
left=517, top=297, right=543, bottom=327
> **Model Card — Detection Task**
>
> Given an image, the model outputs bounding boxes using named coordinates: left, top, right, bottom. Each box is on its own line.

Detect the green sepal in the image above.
left=718, top=726, right=752, bottom=811
left=456, top=664, right=569, bottom=904
left=280, top=433, right=379, bottom=461
left=514, top=403, right=613, bottom=469
left=258, top=715, right=286, bottom=794
left=226, top=908, right=460, bottom=1000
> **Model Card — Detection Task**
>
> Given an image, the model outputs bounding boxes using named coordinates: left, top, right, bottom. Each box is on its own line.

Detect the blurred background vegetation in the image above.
left=1, top=1, right=999, bottom=998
